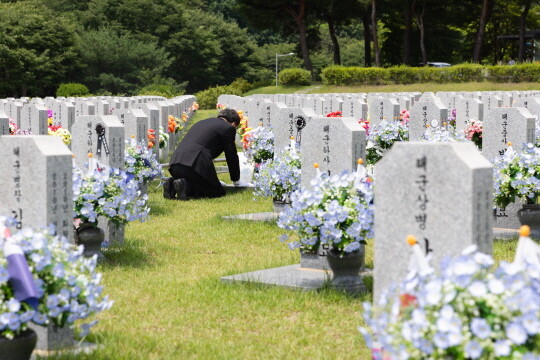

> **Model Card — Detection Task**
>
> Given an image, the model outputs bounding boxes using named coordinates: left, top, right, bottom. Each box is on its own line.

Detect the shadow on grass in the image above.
left=100, top=241, right=155, bottom=269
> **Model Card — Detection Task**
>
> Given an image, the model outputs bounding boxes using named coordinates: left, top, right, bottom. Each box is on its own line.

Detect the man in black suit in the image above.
left=164, top=108, right=241, bottom=200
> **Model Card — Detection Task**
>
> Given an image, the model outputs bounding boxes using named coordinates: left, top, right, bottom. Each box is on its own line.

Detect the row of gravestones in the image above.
left=0, top=95, right=198, bottom=162
left=221, top=92, right=538, bottom=302
left=218, top=91, right=539, bottom=250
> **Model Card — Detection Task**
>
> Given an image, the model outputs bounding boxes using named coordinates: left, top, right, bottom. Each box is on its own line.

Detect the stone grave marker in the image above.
left=342, top=99, right=368, bottom=120
left=95, top=99, right=110, bottom=116
left=301, top=116, right=366, bottom=189
left=374, top=142, right=493, bottom=300
left=368, top=97, right=400, bottom=128
left=274, top=107, right=317, bottom=153
left=133, top=103, right=160, bottom=149
left=75, top=100, right=96, bottom=117
left=483, top=107, right=536, bottom=229
left=455, top=97, right=484, bottom=131
left=0, top=110, right=9, bottom=134
left=268, top=102, right=288, bottom=130
left=409, top=100, right=448, bottom=141
left=484, top=94, right=502, bottom=113
left=112, top=109, right=148, bottom=142
left=6, top=101, right=23, bottom=127
left=52, top=101, right=75, bottom=130
left=20, top=104, right=48, bottom=135
left=0, top=135, right=73, bottom=241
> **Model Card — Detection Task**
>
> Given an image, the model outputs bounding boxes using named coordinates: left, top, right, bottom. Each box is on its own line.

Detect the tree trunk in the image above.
left=403, top=0, right=413, bottom=65
left=327, top=14, right=341, bottom=65
left=518, top=0, right=532, bottom=63
left=371, top=0, right=381, bottom=67
left=363, top=10, right=372, bottom=67
left=413, top=0, right=427, bottom=66
left=473, top=0, right=493, bottom=63
left=284, top=0, right=313, bottom=72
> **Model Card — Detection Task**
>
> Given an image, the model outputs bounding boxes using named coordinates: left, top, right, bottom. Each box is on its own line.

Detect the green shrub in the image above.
left=229, top=78, right=253, bottom=94
left=195, top=85, right=243, bottom=110
left=278, top=68, right=311, bottom=86
left=56, top=83, right=90, bottom=97
left=321, top=63, right=540, bottom=86
left=138, top=84, right=185, bottom=98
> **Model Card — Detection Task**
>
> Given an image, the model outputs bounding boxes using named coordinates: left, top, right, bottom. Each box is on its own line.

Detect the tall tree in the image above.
left=403, top=0, right=414, bottom=65
left=473, top=0, right=494, bottom=62
left=237, top=0, right=317, bottom=72
left=412, top=0, right=427, bottom=65
left=518, top=0, right=534, bottom=62
left=371, top=0, right=381, bottom=66
left=362, top=4, right=372, bottom=66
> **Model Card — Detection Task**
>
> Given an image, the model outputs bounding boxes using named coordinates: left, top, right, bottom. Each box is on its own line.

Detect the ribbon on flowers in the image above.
left=406, top=235, right=432, bottom=276
left=95, top=124, right=110, bottom=156
left=1, top=226, right=39, bottom=310
left=514, top=225, right=540, bottom=268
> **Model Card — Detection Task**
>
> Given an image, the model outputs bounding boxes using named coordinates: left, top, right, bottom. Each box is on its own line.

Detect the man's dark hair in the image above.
left=218, top=108, right=240, bottom=125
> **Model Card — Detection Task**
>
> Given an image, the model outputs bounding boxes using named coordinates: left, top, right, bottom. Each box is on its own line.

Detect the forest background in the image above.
left=0, top=0, right=538, bottom=97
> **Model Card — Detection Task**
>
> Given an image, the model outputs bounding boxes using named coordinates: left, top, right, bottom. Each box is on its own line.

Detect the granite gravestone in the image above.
left=71, top=115, right=125, bottom=170
left=95, top=99, right=110, bottom=116
left=483, top=94, right=502, bottom=113
left=0, top=110, right=8, bottom=135
left=274, top=108, right=317, bottom=153
left=133, top=103, right=160, bottom=148
left=342, top=99, right=368, bottom=120
left=483, top=107, right=536, bottom=229
left=52, top=101, right=75, bottom=130
left=75, top=100, right=96, bottom=117
left=20, top=104, right=48, bottom=135
left=6, top=101, right=23, bottom=127
left=374, top=142, right=493, bottom=301
left=409, top=100, right=448, bottom=141
left=368, top=97, right=400, bottom=128
left=301, top=116, right=366, bottom=189
left=112, top=109, right=148, bottom=143
left=455, top=97, right=484, bottom=132
left=268, top=102, right=288, bottom=130
left=0, top=136, right=73, bottom=241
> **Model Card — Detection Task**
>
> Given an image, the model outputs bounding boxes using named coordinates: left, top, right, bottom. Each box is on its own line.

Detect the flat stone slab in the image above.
left=222, top=212, right=278, bottom=222
left=221, top=264, right=372, bottom=291
left=32, top=342, right=100, bottom=359
left=493, top=227, right=519, bottom=240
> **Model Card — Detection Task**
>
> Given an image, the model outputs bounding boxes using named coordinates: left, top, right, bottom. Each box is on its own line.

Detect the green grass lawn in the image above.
left=44, top=97, right=520, bottom=360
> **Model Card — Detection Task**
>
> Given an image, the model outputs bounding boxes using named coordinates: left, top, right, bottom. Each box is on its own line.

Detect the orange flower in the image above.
left=148, top=142, right=154, bottom=148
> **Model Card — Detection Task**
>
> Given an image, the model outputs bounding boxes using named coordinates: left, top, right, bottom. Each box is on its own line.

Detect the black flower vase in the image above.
left=326, top=247, right=366, bottom=296
left=75, top=222, right=105, bottom=260
left=517, top=203, right=540, bottom=239
left=0, top=329, right=37, bottom=360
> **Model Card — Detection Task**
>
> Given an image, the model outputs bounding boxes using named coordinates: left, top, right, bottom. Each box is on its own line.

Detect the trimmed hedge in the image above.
left=195, top=85, right=244, bottom=110
left=278, top=68, right=311, bottom=86
left=56, top=83, right=90, bottom=97
left=321, top=63, right=539, bottom=86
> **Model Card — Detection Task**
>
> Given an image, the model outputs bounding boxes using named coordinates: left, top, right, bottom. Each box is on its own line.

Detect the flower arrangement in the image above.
left=181, top=111, right=188, bottom=123
left=2, top=217, right=113, bottom=335
left=147, top=128, right=157, bottom=149
left=159, top=126, right=169, bottom=149
left=9, top=120, right=18, bottom=135
left=400, top=109, right=410, bottom=123
left=191, top=102, right=199, bottom=111
left=236, top=110, right=251, bottom=148
left=464, top=118, right=483, bottom=149
left=422, top=126, right=466, bottom=142
left=47, top=109, right=53, bottom=125
left=48, top=123, right=72, bottom=145
left=124, top=138, right=162, bottom=184
left=326, top=111, right=342, bottom=117
left=359, top=119, right=370, bottom=136
left=216, top=103, right=227, bottom=110
left=72, top=165, right=150, bottom=225
left=360, top=241, right=540, bottom=360
left=448, top=108, right=457, bottom=127
left=253, top=143, right=301, bottom=203
left=493, top=144, right=540, bottom=208
left=167, top=114, right=184, bottom=134
left=278, top=165, right=374, bottom=254
left=0, top=255, right=35, bottom=339
left=366, top=120, right=409, bottom=165
left=243, top=126, right=274, bottom=163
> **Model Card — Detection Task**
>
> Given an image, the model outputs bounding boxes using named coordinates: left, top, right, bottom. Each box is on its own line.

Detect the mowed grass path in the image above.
left=45, top=100, right=519, bottom=359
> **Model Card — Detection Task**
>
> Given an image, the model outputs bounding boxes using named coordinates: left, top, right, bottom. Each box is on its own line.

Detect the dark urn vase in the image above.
left=272, top=198, right=290, bottom=213
left=75, top=222, right=105, bottom=260
left=0, top=329, right=37, bottom=360
left=326, top=247, right=366, bottom=295
left=517, top=204, right=540, bottom=239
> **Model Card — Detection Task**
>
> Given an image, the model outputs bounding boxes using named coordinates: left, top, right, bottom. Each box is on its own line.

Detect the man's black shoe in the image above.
left=163, top=177, right=176, bottom=199
left=173, top=178, right=188, bottom=200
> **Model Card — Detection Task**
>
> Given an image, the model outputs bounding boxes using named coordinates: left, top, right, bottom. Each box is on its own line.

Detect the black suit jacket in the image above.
left=169, top=117, right=240, bottom=184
